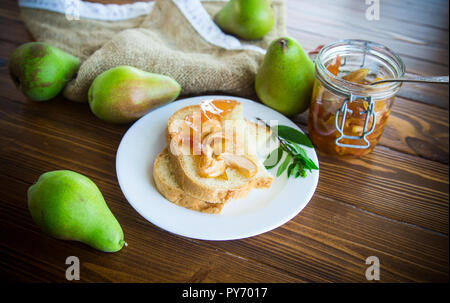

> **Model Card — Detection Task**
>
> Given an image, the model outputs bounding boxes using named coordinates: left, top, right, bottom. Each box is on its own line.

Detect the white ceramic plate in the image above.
left=116, top=95, right=319, bottom=240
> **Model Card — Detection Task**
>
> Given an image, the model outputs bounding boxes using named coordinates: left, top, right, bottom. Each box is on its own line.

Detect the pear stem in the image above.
left=277, top=39, right=289, bottom=52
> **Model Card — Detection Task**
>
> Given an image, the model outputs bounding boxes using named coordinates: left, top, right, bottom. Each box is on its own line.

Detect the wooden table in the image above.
left=0, top=0, right=448, bottom=283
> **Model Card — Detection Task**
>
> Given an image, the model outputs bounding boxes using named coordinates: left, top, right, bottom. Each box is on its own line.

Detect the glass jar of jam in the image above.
left=308, top=40, right=406, bottom=157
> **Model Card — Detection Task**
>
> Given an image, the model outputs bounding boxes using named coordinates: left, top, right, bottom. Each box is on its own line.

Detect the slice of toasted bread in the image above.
left=153, top=148, right=225, bottom=214
left=166, top=100, right=274, bottom=203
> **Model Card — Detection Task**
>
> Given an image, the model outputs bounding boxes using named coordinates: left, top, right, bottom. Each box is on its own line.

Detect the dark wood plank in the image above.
left=395, top=82, right=449, bottom=110
left=0, top=174, right=302, bottom=282
left=2, top=0, right=448, bottom=109
left=2, top=34, right=448, bottom=165
left=295, top=103, right=448, bottom=235
left=0, top=90, right=447, bottom=240
left=315, top=146, right=449, bottom=235
left=0, top=38, right=17, bottom=60
left=0, top=42, right=448, bottom=232
left=287, top=0, right=449, bottom=62
left=0, top=0, right=447, bottom=233
left=294, top=96, right=450, bottom=164
left=0, top=1, right=32, bottom=45
left=1, top=165, right=447, bottom=282
left=380, top=97, right=449, bottom=163
left=287, top=26, right=450, bottom=107
left=286, top=2, right=450, bottom=108
left=207, top=194, right=448, bottom=282
left=321, top=0, right=449, bottom=30
left=0, top=0, right=448, bottom=283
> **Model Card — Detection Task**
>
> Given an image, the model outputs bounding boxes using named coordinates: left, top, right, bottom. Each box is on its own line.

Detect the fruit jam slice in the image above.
left=180, top=100, right=239, bottom=154
left=327, top=55, right=341, bottom=76
left=199, top=99, right=238, bottom=122
left=183, top=99, right=239, bottom=131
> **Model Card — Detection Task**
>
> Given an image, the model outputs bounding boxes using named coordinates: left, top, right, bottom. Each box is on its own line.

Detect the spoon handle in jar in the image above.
left=371, top=75, right=449, bottom=85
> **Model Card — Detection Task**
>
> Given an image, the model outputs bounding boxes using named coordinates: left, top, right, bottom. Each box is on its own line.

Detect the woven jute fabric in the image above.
left=20, top=0, right=286, bottom=102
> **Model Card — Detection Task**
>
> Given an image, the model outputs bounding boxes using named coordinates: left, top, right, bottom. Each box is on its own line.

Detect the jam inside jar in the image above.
left=308, top=40, right=405, bottom=157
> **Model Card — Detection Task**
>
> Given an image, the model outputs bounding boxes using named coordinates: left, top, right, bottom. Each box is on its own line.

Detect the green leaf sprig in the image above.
left=257, top=118, right=318, bottom=178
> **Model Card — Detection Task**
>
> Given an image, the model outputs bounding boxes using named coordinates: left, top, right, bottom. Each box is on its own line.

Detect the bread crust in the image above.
left=153, top=148, right=225, bottom=214
left=168, top=150, right=254, bottom=203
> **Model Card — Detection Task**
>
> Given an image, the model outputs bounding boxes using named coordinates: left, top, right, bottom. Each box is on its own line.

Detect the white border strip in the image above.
left=19, top=0, right=154, bottom=21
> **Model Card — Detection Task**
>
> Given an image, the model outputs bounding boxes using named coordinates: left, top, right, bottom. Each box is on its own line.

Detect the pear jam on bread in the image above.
left=153, top=99, right=274, bottom=214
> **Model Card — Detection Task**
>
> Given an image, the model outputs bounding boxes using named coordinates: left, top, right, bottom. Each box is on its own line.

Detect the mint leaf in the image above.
left=286, top=141, right=307, bottom=157
left=277, top=125, right=313, bottom=148
left=255, top=119, right=319, bottom=180
left=297, top=167, right=306, bottom=178
left=303, top=157, right=319, bottom=171
left=287, top=162, right=299, bottom=178
left=264, top=146, right=283, bottom=169
left=295, top=162, right=306, bottom=178
left=285, top=142, right=319, bottom=171
left=276, top=153, right=292, bottom=177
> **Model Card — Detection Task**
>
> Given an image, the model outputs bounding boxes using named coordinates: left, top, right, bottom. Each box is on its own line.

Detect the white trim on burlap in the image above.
left=18, top=0, right=266, bottom=54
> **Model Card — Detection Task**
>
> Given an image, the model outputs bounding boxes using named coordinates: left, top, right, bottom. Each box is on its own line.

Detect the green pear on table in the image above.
left=28, top=170, right=126, bottom=253
left=88, top=66, right=181, bottom=124
left=255, top=37, right=315, bottom=116
left=8, top=42, right=80, bottom=101
left=215, top=0, right=275, bottom=40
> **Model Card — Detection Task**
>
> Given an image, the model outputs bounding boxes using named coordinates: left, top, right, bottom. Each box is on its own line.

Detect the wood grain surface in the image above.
left=0, top=0, right=448, bottom=282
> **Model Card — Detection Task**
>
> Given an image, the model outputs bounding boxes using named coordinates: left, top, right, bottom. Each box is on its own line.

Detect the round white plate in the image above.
left=116, top=95, right=319, bottom=240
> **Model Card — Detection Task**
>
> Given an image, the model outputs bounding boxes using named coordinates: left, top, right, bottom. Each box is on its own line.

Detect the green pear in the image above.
left=215, top=0, right=274, bottom=40
left=255, top=37, right=315, bottom=116
left=88, top=66, right=181, bottom=123
left=8, top=42, right=80, bottom=101
left=28, top=170, right=126, bottom=252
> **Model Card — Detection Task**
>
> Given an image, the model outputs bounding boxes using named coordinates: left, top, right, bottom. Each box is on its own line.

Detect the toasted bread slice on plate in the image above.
left=164, top=99, right=274, bottom=203
left=153, top=147, right=224, bottom=214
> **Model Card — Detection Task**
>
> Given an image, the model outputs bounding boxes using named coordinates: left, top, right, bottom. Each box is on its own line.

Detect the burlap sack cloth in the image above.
left=20, top=0, right=286, bottom=102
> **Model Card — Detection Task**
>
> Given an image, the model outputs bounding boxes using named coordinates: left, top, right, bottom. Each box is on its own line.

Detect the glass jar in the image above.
left=308, top=40, right=405, bottom=157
